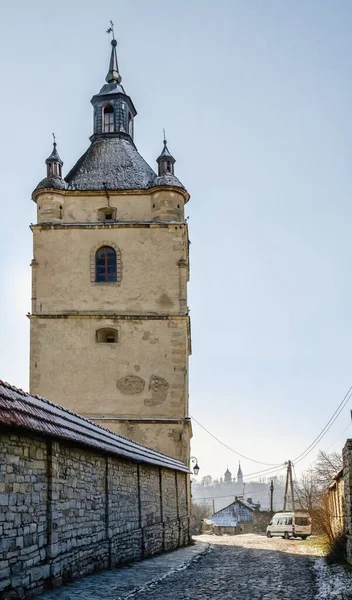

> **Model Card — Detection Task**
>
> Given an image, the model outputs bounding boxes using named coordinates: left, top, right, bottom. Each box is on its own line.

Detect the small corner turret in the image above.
left=157, top=133, right=176, bottom=176
left=32, top=135, right=66, bottom=202
left=45, top=135, right=63, bottom=179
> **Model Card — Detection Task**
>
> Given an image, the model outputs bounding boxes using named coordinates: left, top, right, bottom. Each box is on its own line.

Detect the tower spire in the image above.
left=106, top=21, right=121, bottom=84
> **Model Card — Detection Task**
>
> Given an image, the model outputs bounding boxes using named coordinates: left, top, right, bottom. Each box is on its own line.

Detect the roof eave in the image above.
left=148, top=184, right=190, bottom=203
left=90, top=91, right=137, bottom=117
left=32, top=187, right=66, bottom=203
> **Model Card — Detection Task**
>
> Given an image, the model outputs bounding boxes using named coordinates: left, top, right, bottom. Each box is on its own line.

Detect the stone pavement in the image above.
left=134, top=534, right=319, bottom=600
left=37, top=534, right=341, bottom=600
left=37, top=541, right=208, bottom=600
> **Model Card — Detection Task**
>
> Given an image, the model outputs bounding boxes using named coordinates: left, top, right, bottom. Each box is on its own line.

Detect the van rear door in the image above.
left=294, top=515, right=311, bottom=536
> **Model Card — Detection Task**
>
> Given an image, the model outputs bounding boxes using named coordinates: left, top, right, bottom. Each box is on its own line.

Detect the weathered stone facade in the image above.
left=327, top=468, right=344, bottom=539
left=29, top=40, right=192, bottom=464
left=0, top=382, right=190, bottom=599
left=344, top=439, right=352, bottom=563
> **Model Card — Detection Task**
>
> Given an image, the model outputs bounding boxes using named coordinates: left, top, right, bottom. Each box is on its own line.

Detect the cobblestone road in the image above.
left=38, top=535, right=327, bottom=600
left=135, top=535, right=320, bottom=600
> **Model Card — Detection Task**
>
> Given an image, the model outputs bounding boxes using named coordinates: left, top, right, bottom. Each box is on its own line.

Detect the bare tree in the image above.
left=296, top=450, right=342, bottom=543
left=190, top=501, right=212, bottom=535
left=201, top=475, right=213, bottom=486
left=313, top=450, right=342, bottom=487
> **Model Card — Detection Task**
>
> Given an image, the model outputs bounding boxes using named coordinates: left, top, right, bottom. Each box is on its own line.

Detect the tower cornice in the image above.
left=30, top=221, right=188, bottom=232
left=32, top=185, right=190, bottom=203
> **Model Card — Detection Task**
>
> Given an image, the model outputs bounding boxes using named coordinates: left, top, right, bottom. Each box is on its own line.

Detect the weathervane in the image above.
left=163, top=128, right=167, bottom=144
left=52, top=132, right=56, bottom=145
left=106, top=20, right=115, bottom=40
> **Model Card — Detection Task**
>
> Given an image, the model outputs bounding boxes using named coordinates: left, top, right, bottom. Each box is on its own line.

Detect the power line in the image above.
left=325, top=422, right=352, bottom=452
left=194, top=486, right=283, bottom=502
left=293, top=386, right=352, bottom=465
left=243, top=463, right=286, bottom=480
left=192, top=387, right=352, bottom=475
left=191, top=415, right=280, bottom=466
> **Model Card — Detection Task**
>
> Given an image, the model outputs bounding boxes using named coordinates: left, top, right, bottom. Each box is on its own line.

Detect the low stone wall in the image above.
left=0, top=428, right=190, bottom=598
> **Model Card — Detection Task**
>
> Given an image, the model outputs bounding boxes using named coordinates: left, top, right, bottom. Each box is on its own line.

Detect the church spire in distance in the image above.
left=237, top=462, right=243, bottom=485
left=105, top=21, right=122, bottom=84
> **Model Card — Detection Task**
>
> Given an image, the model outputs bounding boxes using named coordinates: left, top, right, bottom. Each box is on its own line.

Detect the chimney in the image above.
left=247, top=497, right=252, bottom=505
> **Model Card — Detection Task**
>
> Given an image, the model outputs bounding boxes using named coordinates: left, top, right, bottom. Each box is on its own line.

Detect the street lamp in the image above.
left=190, top=456, right=200, bottom=476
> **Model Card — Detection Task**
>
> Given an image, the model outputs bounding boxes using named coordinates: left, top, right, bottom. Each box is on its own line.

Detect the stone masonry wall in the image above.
left=327, top=473, right=344, bottom=539
left=0, top=428, right=190, bottom=599
left=344, top=439, right=352, bottom=564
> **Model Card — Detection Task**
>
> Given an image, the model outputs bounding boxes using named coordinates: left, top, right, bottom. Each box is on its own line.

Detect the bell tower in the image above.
left=29, top=37, right=191, bottom=462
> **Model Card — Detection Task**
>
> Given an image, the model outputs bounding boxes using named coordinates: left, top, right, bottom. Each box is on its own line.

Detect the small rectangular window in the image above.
left=105, top=213, right=112, bottom=220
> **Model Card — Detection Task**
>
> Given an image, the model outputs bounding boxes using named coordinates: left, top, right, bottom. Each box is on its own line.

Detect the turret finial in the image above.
left=106, top=21, right=122, bottom=84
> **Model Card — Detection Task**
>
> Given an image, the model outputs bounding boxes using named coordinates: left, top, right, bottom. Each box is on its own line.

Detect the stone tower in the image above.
left=29, top=38, right=191, bottom=462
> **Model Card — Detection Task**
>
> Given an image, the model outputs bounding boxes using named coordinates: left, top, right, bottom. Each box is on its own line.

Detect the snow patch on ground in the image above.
left=314, top=557, right=352, bottom=599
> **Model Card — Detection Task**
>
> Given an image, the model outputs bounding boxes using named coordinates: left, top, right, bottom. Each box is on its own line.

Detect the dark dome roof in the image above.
left=152, top=173, right=185, bottom=190
left=34, top=176, right=66, bottom=192
left=65, top=137, right=157, bottom=191
left=65, top=136, right=185, bottom=192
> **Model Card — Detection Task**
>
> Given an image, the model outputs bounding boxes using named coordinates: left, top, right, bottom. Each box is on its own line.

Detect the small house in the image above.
left=202, top=497, right=257, bottom=535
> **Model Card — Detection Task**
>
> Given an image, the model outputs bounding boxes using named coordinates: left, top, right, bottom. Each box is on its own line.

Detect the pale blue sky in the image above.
left=1, top=1, right=352, bottom=479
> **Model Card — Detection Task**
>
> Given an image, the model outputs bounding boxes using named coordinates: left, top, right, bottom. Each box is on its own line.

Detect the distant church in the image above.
left=224, top=463, right=243, bottom=487
left=29, top=35, right=191, bottom=462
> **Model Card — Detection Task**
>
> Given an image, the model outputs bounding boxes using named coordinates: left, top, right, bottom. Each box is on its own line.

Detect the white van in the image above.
left=266, top=511, right=311, bottom=540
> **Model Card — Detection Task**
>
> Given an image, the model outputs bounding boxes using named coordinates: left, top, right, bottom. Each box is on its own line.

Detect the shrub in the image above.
left=326, top=533, right=347, bottom=565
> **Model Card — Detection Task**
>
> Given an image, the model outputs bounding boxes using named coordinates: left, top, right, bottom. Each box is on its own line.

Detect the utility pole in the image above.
left=283, top=460, right=295, bottom=511
left=289, top=461, right=295, bottom=512
left=212, top=498, right=215, bottom=514
left=270, top=479, right=274, bottom=514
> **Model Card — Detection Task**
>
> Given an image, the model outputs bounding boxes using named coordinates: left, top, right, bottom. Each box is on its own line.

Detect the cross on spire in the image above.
left=106, top=20, right=115, bottom=40
left=105, top=20, right=121, bottom=84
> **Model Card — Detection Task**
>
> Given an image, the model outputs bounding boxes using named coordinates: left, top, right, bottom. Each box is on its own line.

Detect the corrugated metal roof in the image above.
left=0, top=381, right=189, bottom=473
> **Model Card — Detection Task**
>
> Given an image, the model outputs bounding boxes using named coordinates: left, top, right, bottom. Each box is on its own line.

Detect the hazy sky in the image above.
left=1, top=0, right=352, bottom=481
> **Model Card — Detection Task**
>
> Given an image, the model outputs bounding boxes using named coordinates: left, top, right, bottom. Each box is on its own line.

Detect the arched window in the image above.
left=103, top=104, right=114, bottom=133
left=95, top=246, right=117, bottom=282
